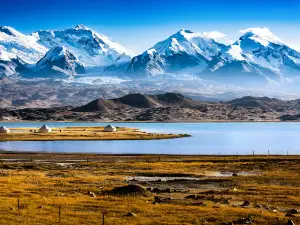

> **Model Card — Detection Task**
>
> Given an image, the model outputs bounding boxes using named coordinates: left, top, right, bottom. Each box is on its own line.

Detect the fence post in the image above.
left=17, top=196, right=20, bottom=215
left=59, top=205, right=61, bottom=223
left=102, top=210, right=107, bottom=225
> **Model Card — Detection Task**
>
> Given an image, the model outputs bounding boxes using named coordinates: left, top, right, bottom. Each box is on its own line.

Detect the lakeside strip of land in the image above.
left=0, top=126, right=190, bottom=142
left=0, top=153, right=298, bottom=225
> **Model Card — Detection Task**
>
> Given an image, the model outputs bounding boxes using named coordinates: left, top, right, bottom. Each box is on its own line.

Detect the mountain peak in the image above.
left=36, top=46, right=85, bottom=76
left=74, top=24, right=90, bottom=30
left=179, top=29, right=194, bottom=34
left=239, top=27, right=283, bottom=45
left=173, top=29, right=196, bottom=39
left=47, top=46, right=67, bottom=57
left=0, top=26, right=22, bottom=37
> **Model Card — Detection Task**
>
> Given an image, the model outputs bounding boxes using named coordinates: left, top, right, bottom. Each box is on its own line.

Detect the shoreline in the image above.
left=0, top=126, right=190, bottom=142
left=0, top=151, right=299, bottom=157
left=0, top=119, right=284, bottom=123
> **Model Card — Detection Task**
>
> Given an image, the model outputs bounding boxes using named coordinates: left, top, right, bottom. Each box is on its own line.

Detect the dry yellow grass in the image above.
left=0, top=154, right=298, bottom=224
left=0, top=126, right=189, bottom=141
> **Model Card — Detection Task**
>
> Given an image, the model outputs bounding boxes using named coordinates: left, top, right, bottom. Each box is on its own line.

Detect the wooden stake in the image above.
left=58, top=205, right=61, bottom=223
left=17, top=196, right=20, bottom=215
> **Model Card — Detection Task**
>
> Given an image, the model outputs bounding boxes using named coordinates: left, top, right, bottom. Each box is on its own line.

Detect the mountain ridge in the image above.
left=126, top=29, right=226, bottom=77
left=1, top=25, right=300, bottom=85
left=73, top=92, right=204, bottom=112
left=2, top=92, right=300, bottom=122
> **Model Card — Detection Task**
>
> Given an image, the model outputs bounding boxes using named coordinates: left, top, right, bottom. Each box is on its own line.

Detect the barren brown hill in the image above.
left=229, top=96, right=300, bottom=111
left=74, top=92, right=204, bottom=112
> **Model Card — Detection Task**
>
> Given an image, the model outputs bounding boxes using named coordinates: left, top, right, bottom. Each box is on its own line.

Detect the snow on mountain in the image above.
left=32, top=25, right=132, bottom=67
left=0, top=26, right=48, bottom=63
left=0, top=48, right=18, bottom=77
left=0, top=48, right=10, bottom=61
left=0, top=59, right=18, bottom=77
left=126, top=29, right=226, bottom=77
left=35, top=46, right=85, bottom=77
left=204, top=28, right=300, bottom=83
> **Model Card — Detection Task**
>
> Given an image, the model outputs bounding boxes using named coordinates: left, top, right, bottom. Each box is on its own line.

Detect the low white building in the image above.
left=39, top=125, right=52, bottom=133
left=103, top=125, right=117, bottom=132
left=0, top=126, right=10, bottom=133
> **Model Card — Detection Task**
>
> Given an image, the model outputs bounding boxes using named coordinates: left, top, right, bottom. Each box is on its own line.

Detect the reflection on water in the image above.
left=0, top=122, right=300, bottom=155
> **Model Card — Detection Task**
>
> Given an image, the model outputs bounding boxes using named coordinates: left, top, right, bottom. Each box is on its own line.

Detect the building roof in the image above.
left=40, top=125, right=51, bottom=129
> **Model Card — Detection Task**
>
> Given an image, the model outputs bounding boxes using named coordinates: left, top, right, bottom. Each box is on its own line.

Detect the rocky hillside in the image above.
left=2, top=93, right=300, bottom=122
left=229, top=96, right=300, bottom=111
left=73, top=93, right=204, bottom=112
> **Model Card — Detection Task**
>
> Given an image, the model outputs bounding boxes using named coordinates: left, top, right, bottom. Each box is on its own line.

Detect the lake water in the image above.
left=0, top=122, right=300, bottom=155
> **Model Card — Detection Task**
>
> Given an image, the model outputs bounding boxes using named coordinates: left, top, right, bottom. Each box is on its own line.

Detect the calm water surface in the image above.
left=0, top=122, right=299, bottom=155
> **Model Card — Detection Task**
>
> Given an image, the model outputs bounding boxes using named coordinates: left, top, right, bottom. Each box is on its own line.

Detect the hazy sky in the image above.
left=1, top=0, right=300, bottom=54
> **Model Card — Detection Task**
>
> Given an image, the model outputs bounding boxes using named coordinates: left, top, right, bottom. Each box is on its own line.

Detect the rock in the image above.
left=37, top=205, right=44, bottom=209
left=222, top=199, right=230, bottom=204
left=125, top=212, right=137, bottom=217
left=88, top=191, right=96, bottom=198
left=287, top=220, right=295, bottom=225
left=193, top=202, right=205, bottom=206
left=241, top=200, right=250, bottom=207
left=165, top=188, right=171, bottom=193
left=272, top=210, right=278, bottom=213
left=235, top=217, right=252, bottom=224
left=255, top=204, right=262, bottom=208
left=146, top=187, right=152, bottom=191
left=232, top=173, right=238, bottom=177
left=185, top=194, right=196, bottom=199
left=286, top=213, right=296, bottom=217
left=152, top=188, right=160, bottom=193
left=153, top=196, right=164, bottom=203
left=107, top=184, right=148, bottom=196
left=286, top=209, right=299, bottom=214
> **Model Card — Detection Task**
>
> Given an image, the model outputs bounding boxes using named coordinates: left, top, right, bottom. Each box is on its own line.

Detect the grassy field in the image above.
left=0, top=126, right=189, bottom=141
left=0, top=154, right=298, bottom=224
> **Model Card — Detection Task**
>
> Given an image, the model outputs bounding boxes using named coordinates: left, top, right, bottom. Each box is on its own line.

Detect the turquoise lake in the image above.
left=0, top=122, right=300, bottom=155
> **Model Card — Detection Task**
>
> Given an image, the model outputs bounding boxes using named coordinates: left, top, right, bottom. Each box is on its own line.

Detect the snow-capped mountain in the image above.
left=0, top=48, right=22, bottom=77
left=2, top=25, right=300, bottom=87
left=126, top=29, right=226, bottom=77
left=0, top=26, right=48, bottom=63
left=35, top=46, right=85, bottom=77
left=204, top=28, right=300, bottom=83
left=32, top=25, right=132, bottom=67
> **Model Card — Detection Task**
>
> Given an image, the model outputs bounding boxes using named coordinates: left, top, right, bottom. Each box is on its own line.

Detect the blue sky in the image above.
left=1, top=0, right=300, bottom=54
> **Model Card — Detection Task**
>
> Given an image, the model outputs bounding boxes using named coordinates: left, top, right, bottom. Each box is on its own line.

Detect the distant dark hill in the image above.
left=116, top=93, right=162, bottom=108
left=228, top=96, right=284, bottom=108
left=228, top=96, right=300, bottom=111
left=73, top=98, right=119, bottom=112
left=73, top=92, right=203, bottom=112
left=153, top=93, right=202, bottom=106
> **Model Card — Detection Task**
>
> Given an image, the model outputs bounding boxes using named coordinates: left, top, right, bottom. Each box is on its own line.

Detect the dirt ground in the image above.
left=0, top=153, right=299, bottom=224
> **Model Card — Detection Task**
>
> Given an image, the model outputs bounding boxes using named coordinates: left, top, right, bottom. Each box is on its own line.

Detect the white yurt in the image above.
left=39, top=125, right=52, bottom=133
left=0, top=126, right=10, bottom=133
left=103, top=125, right=117, bottom=132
